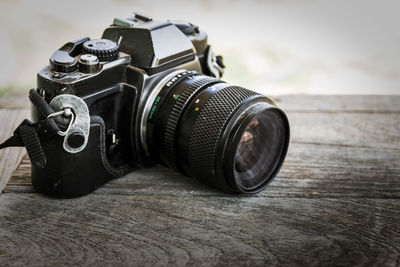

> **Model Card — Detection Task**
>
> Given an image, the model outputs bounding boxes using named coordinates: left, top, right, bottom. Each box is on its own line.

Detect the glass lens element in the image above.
left=234, top=110, right=286, bottom=191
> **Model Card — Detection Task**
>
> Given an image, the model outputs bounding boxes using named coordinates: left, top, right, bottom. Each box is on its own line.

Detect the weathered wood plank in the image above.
left=275, top=95, right=400, bottom=112
left=1, top=95, right=399, bottom=266
left=0, top=92, right=29, bottom=193
left=288, top=112, right=400, bottom=150
left=0, top=110, right=29, bottom=194
left=0, top=91, right=30, bottom=109
left=0, top=193, right=398, bottom=266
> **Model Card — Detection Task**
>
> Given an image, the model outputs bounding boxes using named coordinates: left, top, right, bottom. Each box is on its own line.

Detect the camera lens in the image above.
left=143, top=70, right=289, bottom=194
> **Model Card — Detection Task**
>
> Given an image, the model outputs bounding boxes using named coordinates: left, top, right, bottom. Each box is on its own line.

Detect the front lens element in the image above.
left=233, top=109, right=288, bottom=191
left=235, top=119, right=259, bottom=173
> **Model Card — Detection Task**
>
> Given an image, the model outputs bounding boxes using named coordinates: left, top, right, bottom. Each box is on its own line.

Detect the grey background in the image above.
left=0, top=0, right=399, bottom=95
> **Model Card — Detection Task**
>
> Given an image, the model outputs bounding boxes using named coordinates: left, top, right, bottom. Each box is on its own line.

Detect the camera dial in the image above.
left=82, top=39, right=120, bottom=61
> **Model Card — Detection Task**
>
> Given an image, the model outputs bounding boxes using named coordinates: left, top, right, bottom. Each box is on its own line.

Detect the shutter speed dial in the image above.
left=82, top=39, right=120, bottom=61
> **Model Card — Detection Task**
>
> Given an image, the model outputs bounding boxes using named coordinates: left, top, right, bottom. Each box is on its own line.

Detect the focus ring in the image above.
left=162, top=76, right=219, bottom=166
left=187, top=86, right=261, bottom=180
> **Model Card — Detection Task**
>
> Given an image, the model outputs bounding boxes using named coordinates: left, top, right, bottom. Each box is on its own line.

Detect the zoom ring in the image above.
left=188, top=86, right=261, bottom=180
left=162, top=76, right=219, bottom=166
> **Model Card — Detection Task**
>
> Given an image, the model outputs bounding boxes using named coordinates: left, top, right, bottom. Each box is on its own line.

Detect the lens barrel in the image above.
left=144, top=71, right=289, bottom=194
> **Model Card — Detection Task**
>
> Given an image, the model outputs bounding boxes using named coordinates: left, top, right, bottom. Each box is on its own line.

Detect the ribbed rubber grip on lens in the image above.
left=187, top=86, right=261, bottom=180
left=162, top=77, right=219, bottom=163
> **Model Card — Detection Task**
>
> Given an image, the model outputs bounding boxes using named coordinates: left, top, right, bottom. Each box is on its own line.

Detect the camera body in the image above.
left=33, top=13, right=222, bottom=196
left=29, top=13, right=289, bottom=198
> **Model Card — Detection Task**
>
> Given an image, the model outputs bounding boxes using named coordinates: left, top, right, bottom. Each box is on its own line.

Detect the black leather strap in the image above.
left=0, top=119, right=46, bottom=168
left=0, top=133, right=24, bottom=149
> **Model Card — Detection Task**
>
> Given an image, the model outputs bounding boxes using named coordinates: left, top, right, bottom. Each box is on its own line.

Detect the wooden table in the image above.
left=0, top=93, right=399, bottom=266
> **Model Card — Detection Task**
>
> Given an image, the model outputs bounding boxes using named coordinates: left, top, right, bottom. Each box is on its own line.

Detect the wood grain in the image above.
left=274, top=95, right=400, bottom=112
left=1, top=95, right=399, bottom=266
left=0, top=194, right=398, bottom=266
left=0, top=91, right=30, bottom=109
left=0, top=92, right=29, bottom=194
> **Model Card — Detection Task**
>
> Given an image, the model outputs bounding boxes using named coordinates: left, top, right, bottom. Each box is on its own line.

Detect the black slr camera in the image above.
left=0, top=13, right=290, bottom=197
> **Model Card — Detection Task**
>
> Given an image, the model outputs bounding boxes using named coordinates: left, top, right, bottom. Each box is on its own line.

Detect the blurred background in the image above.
left=0, top=0, right=399, bottom=97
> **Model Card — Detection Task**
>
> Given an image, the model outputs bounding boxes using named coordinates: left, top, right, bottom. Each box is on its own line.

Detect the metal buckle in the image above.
left=49, top=95, right=90, bottom=153
left=47, top=108, right=75, bottom=136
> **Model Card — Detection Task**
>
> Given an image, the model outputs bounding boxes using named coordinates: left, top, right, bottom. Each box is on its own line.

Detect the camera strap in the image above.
left=0, top=119, right=47, bottom=168
left=0, top=89, right=66, bottom=168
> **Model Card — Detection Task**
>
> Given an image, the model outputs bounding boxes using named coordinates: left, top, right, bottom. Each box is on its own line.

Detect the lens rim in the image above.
left=222, top=102, right=290, bottom=194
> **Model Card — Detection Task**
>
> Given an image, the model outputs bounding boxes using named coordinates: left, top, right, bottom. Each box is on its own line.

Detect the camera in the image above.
left=2, top=12, right=290, bottom=197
